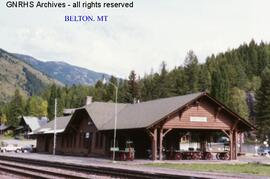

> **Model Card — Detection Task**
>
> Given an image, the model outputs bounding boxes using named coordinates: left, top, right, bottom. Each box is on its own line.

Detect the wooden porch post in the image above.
left=152, top=128, right=157, bottom=160
left=239, top=132, right=242, bottom=153
left=159, top=128, right=163, bottom=161
left=233, top=130, right=237, bottom=160
left=229, top=130, right=233, bottom=160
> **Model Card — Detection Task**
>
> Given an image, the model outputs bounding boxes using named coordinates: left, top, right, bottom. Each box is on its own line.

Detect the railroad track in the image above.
left=0, top=155, right=200, bottom=179
left=0, top=160, right=103, bottom=179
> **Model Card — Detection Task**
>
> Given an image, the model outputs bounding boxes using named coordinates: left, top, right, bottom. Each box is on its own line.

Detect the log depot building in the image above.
left=33, top=92, right=255, bottom=160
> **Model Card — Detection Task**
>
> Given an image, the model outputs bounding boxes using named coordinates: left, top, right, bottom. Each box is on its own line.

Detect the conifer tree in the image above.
left=211, top=66, right=230, bottom=105
left=125, top=70, right=140, bottom=103
left=255, top=67, right=270, bottom=141
left=184, top=50, right=199, bottom=92
left=7, top=89, right=25, bottom=127
left=47, top=84, right=58, bottom=120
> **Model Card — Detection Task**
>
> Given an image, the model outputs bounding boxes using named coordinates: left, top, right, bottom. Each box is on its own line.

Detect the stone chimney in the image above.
left=86, top=96, right=93, bottom=105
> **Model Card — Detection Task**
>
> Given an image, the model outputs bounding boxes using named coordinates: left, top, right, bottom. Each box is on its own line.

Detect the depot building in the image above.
left=32, top=92, right=255, bottom=160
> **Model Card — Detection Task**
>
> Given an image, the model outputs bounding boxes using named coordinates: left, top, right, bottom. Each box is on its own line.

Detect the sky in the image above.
left=1, top=0, right=270, bottom=78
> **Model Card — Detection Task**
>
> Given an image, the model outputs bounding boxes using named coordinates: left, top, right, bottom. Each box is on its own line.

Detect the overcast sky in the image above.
left=1, top=0, right=270, bottom=78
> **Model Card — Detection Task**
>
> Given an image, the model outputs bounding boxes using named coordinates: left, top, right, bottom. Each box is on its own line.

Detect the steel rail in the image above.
left=0, top=155, right=201, bottom=179
left=0, top=161, right=91, bottom=179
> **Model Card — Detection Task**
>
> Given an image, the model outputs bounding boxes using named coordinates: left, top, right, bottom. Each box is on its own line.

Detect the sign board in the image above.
left=190, top=116, right=207, bottom=122
left=110, top=147, right=119, bottom=151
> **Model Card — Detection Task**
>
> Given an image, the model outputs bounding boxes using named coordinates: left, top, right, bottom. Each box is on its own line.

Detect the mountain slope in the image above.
left=0, top=49, right=62, bottom=102
left=14, top=54, right=110, bottom=86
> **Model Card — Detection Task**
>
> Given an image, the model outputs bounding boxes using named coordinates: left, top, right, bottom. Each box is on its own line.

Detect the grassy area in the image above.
left=144, top=163, right=270, bottom=176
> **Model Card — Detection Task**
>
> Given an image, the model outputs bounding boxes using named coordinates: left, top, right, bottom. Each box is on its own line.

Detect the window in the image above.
left=84, top=132, right=90, bottom=149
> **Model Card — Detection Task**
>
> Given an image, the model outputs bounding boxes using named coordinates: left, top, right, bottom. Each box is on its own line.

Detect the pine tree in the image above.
left=94, top=80, right=107, bottom=101
left=255, top=67, right=270, bottom=141
left=168, top=67, right=188, bottom=95
left=211, top=66, right=230, bottom=105
left=152, top=62, right=171, bottom=98
left=47, top=84, right=58, bottom=120
left=125, top=70, right=140, bottom=103
left=105, top=76, right=118, bottom=102
left=7, top=89, right=25, bottom=127
left=198, top=65, right=211, bottom=92
left=184, top=50, right=199, bottom=92
left=141, top=73, right=155, bottom=101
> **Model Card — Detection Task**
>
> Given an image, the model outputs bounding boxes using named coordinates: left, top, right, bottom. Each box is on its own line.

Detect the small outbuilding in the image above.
left=0, top=124, right=14, bottom=135
left=16, top=116, right=48, bottom=137
left=33, top=92, right=255, bottom=160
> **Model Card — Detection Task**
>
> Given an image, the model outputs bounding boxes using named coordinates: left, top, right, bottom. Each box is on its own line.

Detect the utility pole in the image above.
left=53, top=98, right=57, bottom=155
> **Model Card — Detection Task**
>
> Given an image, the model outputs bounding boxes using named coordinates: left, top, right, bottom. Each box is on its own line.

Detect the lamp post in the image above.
left=103, top=78, right=118, bottom=163
left=53, top=98, right=57, bottom=155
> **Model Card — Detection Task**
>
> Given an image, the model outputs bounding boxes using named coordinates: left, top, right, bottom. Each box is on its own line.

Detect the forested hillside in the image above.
left=14, top=53, right=110, bottom=86
left=0, top=49, right=62, bottom=103
left=1, top=40, right=270, bottom=140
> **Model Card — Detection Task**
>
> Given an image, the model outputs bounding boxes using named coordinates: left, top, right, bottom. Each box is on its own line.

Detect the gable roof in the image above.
left=75, top=92, right=254, bottom=131
left=33, top=92, right=255, bottom=135
left=100, top=93, right=203, bottom=130
left=84, top=102, right=128, bottom=129
left=20, top=116, right=48, bottom=131
left=32, top=116, right=71, bottom=134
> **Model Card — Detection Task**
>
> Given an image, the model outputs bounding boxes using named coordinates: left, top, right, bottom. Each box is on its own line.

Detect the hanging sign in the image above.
left=190, top=116, right=207, bottom=122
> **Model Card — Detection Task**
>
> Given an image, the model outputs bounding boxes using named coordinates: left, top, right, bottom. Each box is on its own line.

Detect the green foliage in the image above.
left=125, top=70, right=140, bottom=103
left=1, top=39, right=270, bottom=138
left=255, top=67, right=270, bottom=141
left=211, top=66, right=230, bottom=105
left=0, top=113, right=8, bottom=124
left=6, top=89, right=25, bottom=127
left=197, top=65, right=211, bottom=92
left=227, top=87, right=249, bottom=119
left=25, top=96, right=48, bottom=117
left=184, top=50, right=199, bottom=92
left=4, top=130, right=14, bottom=137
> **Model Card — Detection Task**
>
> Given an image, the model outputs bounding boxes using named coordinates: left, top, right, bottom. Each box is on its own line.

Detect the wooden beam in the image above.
left=159, top=128, right=163, bottom=161
left=163, top=129, right=172, bottom=137
left=232, top=119, right=239, bottom=130
left=221, top=129, right=230, bottom=138
left=152, top=128, right=157, bottom=160
left=229, top=130, right=233, bottom=160
left=233, top=130, right=237, bottom=160
left=239, top=132, right=242, bottom=153
left=146, top=129, right=154, bottom=138
left=196, top=100, right=200, bottom=110
left=215, top=107, right=223, bottom=121
left=178, top=112, right=182, bottom=121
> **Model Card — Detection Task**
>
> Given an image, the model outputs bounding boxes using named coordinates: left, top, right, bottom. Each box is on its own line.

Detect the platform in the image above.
left=0, top=153, right=269, bottom=179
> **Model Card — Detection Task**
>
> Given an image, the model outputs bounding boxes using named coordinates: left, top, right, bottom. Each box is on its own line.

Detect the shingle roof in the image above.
left=99, top=92, right=203, bottom=130
left=22, top=116, right=48, bottom=131
left=32, top=92, right=255, bottom=134
left=0, top=124, right=12, bottom=131
left=84, top=102, right=128, bottom=129
left=32, top=116, right=71, bottom=134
